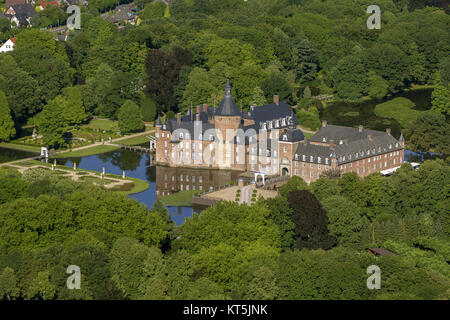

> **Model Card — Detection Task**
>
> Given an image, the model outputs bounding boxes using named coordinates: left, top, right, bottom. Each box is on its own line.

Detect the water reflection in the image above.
left=320, top=88, right=433, bottom=139
left=53, top=149, right=240, bottom=225
left=0, top=147, right=38, bottom=163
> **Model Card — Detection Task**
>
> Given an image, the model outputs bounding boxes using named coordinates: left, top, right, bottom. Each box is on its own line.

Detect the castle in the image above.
left=155, top=83, right=405, bottom=183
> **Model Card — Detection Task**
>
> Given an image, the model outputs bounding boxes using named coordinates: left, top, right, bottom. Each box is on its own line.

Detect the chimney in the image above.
left=176, top=113, right=181, bottom=124
left=203, top=104, right=208, bottom=113
left=358, top=125, right=363, bottom=132
left=250, top=104, right=256, bottom=111
left=273, top=95, right=279, bottom=106
left=196, top=113, right=200, bottom=122
left=368, top=134, right=373, bottom=141
left=322, top=120, right=327, bottom=128
left=386, top=128, right=391, bottom=135
left=196, top=105, right=201, bottom=114
left=329, top=139, right=336, bottom=150
left=344, top=138, right=349, bottom=145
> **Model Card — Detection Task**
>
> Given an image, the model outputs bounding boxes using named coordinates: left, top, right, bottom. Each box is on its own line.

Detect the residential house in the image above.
left=39, top=1, right=59, bottom=10
left=0, top=37, right=16, bottom=53
left=6, top=3, right=37, bottom=27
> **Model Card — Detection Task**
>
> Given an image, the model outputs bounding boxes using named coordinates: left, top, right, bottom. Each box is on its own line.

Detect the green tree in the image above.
left=309, top=177, right=342, bottom=202
left=279, top=176, right=307, bottom=198
left=0, top=267, right=20, bottom=300
left=118, top=100, right=144, bottom=134
left=431, top=75, right=450, bottom=115
left=36, top=96, right=71, bottom=149
left=251, top=86, right=267, bottom=106
left=322, top=196, right=365, bottom=247
left=405, top=110, right=449, bottom=154
left=140, top=96, right=157, bottom=122
left=62, top=87, right=88, bottom=126
left=0, top=90, right=16, bottom=142
left=287, top=190, right=336, bottom=250
left=367, top=71, right=389, bottom=99
left=26, top=271, right=56, bottom=300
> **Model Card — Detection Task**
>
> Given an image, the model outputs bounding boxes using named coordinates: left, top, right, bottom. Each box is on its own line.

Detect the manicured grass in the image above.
left=84, top=119, right=119, bottom=131
left=159, top=190, right=201, bottom=207
left=374, top=97, right=420, bottom=128
left=115, top=177, right=149, bottom=196
left=0, top=143, right=41, bottom=153
left=54, top=145, right=120, bottom=158
left=118, top=135, right=152, bottom=146
left=26, top=160, right=149, bottom=196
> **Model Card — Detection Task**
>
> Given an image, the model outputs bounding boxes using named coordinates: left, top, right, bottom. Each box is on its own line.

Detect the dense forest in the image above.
left=0, top=0, right=449, bottom=150
left=0, top=159, right=448, bottom=300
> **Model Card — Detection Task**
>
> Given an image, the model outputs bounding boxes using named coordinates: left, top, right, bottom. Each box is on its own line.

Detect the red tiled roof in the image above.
left=40, top=1, right=59, bottom=9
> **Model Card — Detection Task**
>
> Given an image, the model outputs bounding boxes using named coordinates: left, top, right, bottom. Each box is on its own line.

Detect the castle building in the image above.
left=155, top=83, right=405, bottom=183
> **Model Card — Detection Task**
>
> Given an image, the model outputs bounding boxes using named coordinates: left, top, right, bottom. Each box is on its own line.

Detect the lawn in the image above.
left=158, top=190, right=201, bottom=207
left=374, top=97, right=420, bottom=128
left=84, top=119, right=119, bottom=131
left=0, top=143, right=41, bottom=153
left=26, top=160, right=149, bottom=196
left=118, top=135, right=153, bottom=146
left=54, top=145, right=120, bottom=158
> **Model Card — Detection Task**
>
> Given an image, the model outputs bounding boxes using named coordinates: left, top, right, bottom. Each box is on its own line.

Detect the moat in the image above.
left=52, top=149, right=241, bottom=225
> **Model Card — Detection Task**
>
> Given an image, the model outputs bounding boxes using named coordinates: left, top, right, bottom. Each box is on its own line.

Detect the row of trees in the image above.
left=0, top=158, right=448, bottom=300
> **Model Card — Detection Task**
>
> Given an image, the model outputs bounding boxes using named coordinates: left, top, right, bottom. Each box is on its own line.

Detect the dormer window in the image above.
left=325, top=158, right=329, bottom=164
left=310, top=156, right=313, bottom=162
left=322, top=138, right=326, bottom=142
left=283, top=135, right=288, bottom=141
left=180, top=133, right=183, bottom=139
left=282, top=119, right=286, bottom=126
left=295, top=154, right=299, bottom=160
left=302, top=155, right=306, bottom=161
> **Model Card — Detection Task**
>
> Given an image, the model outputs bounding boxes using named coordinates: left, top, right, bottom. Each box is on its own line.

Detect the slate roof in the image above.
left=310, top=124, right=384, bottom=144
left=10, top=4, right=36, bottom=17
left=216, top=82, right=240, bottom=117
left=334, top=134, right=402, bottom=164
left=155, top=116, right=162, bottom=126
left=279, top=128, right=305, bottom=143
left=165, top=119, right=216, bottom=142
left=5, top=0, right=28, bottom=9
left=249, top=102, right=297, bottom=129
left=0, top=12, right=7, bottom=19
left=295, top=143, right=336, bottom=164
left=295, top=125, right=403, bottom=164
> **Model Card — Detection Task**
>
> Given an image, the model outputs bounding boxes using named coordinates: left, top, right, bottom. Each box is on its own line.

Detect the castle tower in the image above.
left=214, top=82, right=242, bottom=168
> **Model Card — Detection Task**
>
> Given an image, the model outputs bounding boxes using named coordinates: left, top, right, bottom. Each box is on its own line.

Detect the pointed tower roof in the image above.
left=155, top=115, right=162, bottom=126
left=399, top=132, right=404, bottom=142
left=216, top=82, right=240, bottom=116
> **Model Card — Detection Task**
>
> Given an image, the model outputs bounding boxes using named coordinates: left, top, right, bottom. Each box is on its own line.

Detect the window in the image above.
left=283, top=135, right=287, bottom=141
left=283, top=146, right=287, bottom=153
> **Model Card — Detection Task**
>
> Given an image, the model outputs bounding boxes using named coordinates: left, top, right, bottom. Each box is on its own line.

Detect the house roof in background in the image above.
left=40, top=1, right=59, bottom=9
left=5, top=0, right=28, bottom=9
left=10, top=3, right=37, bottom=17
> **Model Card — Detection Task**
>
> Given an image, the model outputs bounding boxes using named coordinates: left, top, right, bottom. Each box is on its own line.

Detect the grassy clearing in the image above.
left=374, top=97, right=420, bottom=128
left=54, top=145, right=120, bottom=158
left=159, top=190, right=201, bottom=207
left=84, top=119, right=119, bottom=131
left=118, top=135, right=152, bottom=146
left=0, top=143, right=41, bottom=153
